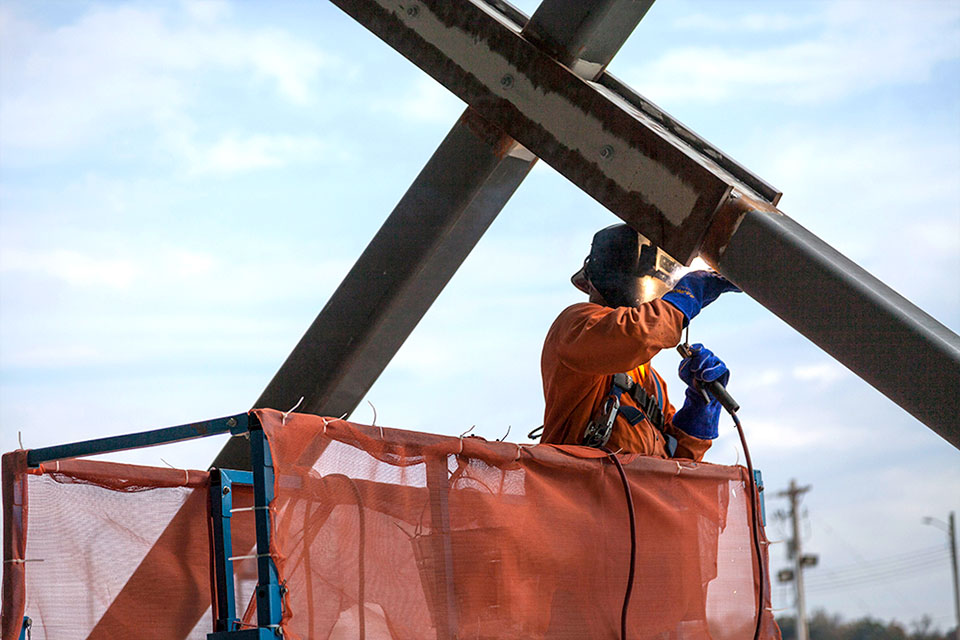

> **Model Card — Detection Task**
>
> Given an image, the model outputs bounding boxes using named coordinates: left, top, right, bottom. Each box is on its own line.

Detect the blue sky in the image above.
left=2, top=0, right=959, bottom=631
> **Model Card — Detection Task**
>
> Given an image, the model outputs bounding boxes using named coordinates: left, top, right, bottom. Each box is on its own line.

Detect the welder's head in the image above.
left=571, top=224, right=680, bottom=308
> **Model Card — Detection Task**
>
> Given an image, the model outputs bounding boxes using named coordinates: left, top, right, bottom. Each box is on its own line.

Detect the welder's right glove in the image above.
left=671, top=344, right=729, bottom=440
left=661, top=271, right=740, bottom=326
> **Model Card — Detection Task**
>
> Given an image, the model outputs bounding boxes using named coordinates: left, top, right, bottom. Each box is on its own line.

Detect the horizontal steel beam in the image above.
left=703, top=193, right=960, bottom=448
left=329, top=0, right=778, bottom=264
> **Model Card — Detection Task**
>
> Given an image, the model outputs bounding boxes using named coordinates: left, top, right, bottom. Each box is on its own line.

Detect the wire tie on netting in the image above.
left=675, top=461, right=683, bottom=476
left=4, top=558, right=44, bottom=564
left=227, top=552, right=275, bottom=561
left=282, top=397, right=304, bottom=425
left=230, top=505, right=270, bottom=513
left=18, top=431, right=23, bottom=449
left=339, top=412, right=348, bottom=420
left=367, top=400, right=378, bottom=428
left=498, top=425, right=511, bottom=442
left=457, top=425, right=475, bottom=455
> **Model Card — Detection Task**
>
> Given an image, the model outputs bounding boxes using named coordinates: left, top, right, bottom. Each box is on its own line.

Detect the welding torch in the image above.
left=677, top=331, right=740, bottom=415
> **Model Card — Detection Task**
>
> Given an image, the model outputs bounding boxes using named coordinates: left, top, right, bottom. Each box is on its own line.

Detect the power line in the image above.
left=806, top=554, right=950, bottom=593
left=804, top=545, right=949, bottom=584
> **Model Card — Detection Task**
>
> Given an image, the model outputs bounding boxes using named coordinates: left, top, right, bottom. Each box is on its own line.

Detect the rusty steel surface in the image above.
left=328, top=0, right=775, bottom=264
left=704, top=192, right=960, bottom=448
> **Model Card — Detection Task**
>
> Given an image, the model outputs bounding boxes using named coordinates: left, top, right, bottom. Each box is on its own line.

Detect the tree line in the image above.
left=776, top=611, right=956, bottom=640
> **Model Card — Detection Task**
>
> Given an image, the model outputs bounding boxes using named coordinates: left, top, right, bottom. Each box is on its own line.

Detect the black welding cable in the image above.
left=731, top=412, right=765, bottom=640
left=601, top=446, right=636, bottom=640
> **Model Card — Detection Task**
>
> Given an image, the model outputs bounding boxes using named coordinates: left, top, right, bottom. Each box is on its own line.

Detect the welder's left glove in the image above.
left=671, top=344, right=729, bottom=440
left=661, top=271, right=740, bottom=326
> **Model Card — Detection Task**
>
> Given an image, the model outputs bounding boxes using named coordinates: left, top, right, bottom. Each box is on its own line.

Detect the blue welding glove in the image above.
left=661, top=271, right=740, bottom=326
left=671, top=344, right=729, bottom=440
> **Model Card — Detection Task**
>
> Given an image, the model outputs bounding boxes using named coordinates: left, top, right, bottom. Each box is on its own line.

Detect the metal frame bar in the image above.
left=754, top=469, right=766, bottom=527
left=20, top=412, right=284, bottom=638
left=210, top=469, right=254, bottom=633
left=26, top=414, right=250, bottom=468
left=425, top=456, right=458, bottom=640
left=18, top=617, right=31, bottom=640
left=249, top=426, right=283, bottom=631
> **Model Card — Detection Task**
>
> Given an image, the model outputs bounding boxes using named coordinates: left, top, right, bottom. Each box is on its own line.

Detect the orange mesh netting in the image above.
left=2, top=410, right=779, bottom=639
left=257, top=409, right=779, bottom=640
left=0, top=454, right=256, bottom=640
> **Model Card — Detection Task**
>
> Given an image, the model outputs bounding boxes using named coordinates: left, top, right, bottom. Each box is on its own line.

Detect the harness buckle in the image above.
left=582, top=395, right=620, bottom=448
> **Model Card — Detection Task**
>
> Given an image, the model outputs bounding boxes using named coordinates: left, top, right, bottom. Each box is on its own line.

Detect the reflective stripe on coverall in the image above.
left=540, top=299, right=711, bottom=461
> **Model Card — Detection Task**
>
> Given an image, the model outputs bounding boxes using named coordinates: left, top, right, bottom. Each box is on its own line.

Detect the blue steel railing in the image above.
left=22, top=412, right=283, bottom=639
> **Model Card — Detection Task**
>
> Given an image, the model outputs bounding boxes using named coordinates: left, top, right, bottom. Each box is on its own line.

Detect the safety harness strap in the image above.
left=582, top=371, right=677, bottom=456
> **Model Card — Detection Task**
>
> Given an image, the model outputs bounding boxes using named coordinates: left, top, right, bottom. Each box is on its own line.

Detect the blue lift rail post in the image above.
left=210, top=468, right=253, bottom=633
left=754, top=469, right=766, bottom=526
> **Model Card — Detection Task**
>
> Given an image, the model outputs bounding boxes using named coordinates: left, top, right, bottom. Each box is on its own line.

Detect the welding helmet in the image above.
left=571, top=224, right=681, bottom=308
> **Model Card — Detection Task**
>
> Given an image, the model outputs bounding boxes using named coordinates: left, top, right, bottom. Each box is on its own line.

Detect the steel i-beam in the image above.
left=214, top=0, right=663, bottom=469
left=702, top=195, right=960, bottom=447
left=330, top=0, right=959, bottom=446
left=213, top=109, right=535, bottom=469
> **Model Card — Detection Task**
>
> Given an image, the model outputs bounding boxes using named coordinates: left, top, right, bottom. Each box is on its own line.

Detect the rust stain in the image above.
left=701, top=190, right=780, bottom=267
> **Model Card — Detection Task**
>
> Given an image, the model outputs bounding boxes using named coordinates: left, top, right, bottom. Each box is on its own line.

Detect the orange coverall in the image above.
left=540, top=299, right=711, bottom=460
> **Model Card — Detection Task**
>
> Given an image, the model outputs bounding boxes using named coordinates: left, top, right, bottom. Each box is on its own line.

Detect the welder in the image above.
left=540, top=223, right=739, bottom=459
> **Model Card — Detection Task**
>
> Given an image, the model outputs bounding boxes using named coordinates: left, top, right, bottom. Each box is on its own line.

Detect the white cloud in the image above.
left=0, top=248, right=140, bottom=288
left=177, top=132, right=335, bottom=176
left=792, top=362, right=848, bottom=385
left=0, top=4, right=337, bottom=153
left=628, top=1, right=960, bottom=104
left=674, top=12, right=819, bottom=33
left=382, top=76, right=466, bottom=124
left=181, top=0, right=231, bottom=23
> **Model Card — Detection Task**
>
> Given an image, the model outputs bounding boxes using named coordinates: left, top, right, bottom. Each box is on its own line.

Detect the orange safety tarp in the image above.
left=2, top=410, right=779, bottom=639
left=259, top=409, right=779, bottom=639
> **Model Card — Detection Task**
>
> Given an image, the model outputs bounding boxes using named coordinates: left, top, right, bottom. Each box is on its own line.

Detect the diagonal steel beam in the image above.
left=330, top=0, right=959, bottom=445
left=326, top=0, right=779, bottom=265
left=213, top=109, right=535, bottom=468
left=213, top=0, right=661, bottom=469
left=702, top=194, right=960, bottom=448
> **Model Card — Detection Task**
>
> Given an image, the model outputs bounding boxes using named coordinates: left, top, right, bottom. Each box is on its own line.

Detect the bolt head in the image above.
left=406, top=5, right=419, bottom=17
left=222, top=486, right=231, bottom=495
left=600, top=145, right=614, bottom=160
left=500, top=74, right=514, bottom=89
left=226, top=417, right=238, bottom=428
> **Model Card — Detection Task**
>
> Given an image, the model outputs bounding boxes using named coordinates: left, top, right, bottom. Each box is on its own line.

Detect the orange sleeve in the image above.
left=553, top=300, right=685, bottom=375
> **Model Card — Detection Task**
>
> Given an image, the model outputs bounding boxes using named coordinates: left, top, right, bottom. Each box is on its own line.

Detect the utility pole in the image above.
left=952, top=513, right=959, bottom=640
left=923, top=511, right=960, bottom=640
left=777, top=479, right=814, bottom=640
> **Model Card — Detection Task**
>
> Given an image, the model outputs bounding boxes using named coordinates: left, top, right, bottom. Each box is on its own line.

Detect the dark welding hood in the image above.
left=572, top=224, right=682, bottom=308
